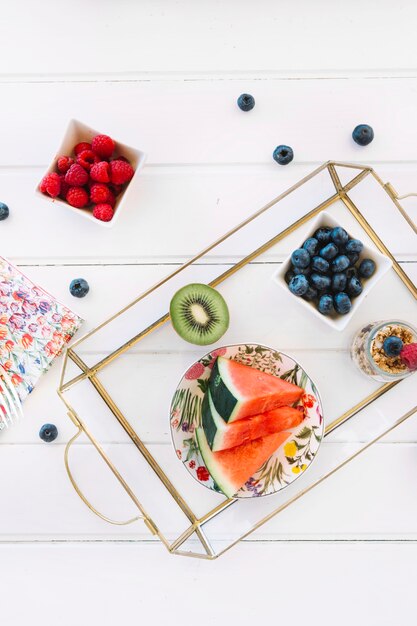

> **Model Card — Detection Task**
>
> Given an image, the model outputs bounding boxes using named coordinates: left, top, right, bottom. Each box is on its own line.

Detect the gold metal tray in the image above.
left=58, top=161, right=417, bottom=559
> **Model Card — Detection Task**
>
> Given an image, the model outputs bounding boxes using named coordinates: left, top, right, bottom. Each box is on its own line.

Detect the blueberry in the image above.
left=303, top=237, right=319, bottom=257
left=285, top=269, right=295, bottom=284
left=303, top=286, right=318, bottom=301
left=273, top=145, right=294, bottom=165
left=314, top=227, right=332, bottom=245
left=347, top=276, right=363, bottom=297
left=334, top=292, right=352, bottom=315
left=288, top=274, right=309, bottom=296
left=318, top=294, right=334, bottom=315
left=0, top=202, right=9, bottom=221
left=310, top=273, right=331, bottom=292
left=39, top=423, right=58, bottom=443
left=320, top=243, right=338, bottom=260
left=293, top=266, right=311, bottom=276
left=383, top=336, right=403, bottom=357
left=331, top=226, right=349, bottom=246
left=311, top=256, right=330, bottom=274
left=347, top=252, right=360, bottom=267
left=291, top=248, right=310, bottom=268
left=237, top=93, right=255, bottom=111
left=352, top=124, right=374, bottom=146
left=332, top=255, right=350, bottom=273
left=332, top=272, right=347, bottom=293
left=345, top=239, right=363, bottom=254
left=358, top=258, right=376, bottom=278
left=69, top=278, right=89, bottom=298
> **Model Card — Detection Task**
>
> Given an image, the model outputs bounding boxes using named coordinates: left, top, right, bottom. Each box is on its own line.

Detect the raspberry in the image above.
left=400, top=343, right=417, bottom=370
left=110, top=159, right=134, bottom=185
left=74, top=142, right=92, bottom=156
left=59, top=175, right=71, bottom=199
left=90, top=183, right=111, bottom=204
left=93, top=203, right=114, bottom=222
left=90, top=161, right=110, bottom=183
left=66, top=187, right=89, bottom=208
left=112, top=155, right=130, bottom=164
left=65, top=163, right=89, bottom=186
left=107, top=190, right=116, bottom=207
left=92, top=134, right=115, bottom=159
left=57, top=156, right=74, bottom=173
left=109, top=183, right=123, bottom=196
left=40, top=172, right=61, bottom=198
left=76, top=149, right=99, bottom=171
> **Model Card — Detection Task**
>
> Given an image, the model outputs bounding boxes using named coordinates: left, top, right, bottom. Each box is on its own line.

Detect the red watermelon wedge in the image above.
left=202, top=389, right=304, bottom=451
left=209, top=356, right=303, bottom=422
left=196, top=427, right=291, bottom=498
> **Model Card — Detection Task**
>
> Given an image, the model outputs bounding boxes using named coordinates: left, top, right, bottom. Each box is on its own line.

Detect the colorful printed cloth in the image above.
left=0, top=257, right=83, bottom=402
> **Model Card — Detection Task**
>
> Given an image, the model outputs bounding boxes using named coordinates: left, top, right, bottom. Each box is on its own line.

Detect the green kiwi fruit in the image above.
left=169, top=283, right=230, bottom=346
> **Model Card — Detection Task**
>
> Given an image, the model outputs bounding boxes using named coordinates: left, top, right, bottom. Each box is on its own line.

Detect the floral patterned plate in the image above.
left=170, top=344, right=324, bottom=498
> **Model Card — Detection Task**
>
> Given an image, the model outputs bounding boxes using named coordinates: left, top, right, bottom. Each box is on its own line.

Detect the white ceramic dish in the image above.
left=35, top=118, right=147, bottom=228
left=272, top=211, right=393, bottom=331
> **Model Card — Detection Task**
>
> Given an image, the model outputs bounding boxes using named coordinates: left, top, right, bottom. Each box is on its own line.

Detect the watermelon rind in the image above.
left=196, top=427, right=238, bottom=498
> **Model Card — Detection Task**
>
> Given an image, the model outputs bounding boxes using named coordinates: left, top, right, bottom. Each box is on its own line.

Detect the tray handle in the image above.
left=64, top=420, right=144, bottom=527
left=384, top=182, right=417, bottom=234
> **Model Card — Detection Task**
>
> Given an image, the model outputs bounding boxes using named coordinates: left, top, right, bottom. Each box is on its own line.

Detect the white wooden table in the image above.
left=1, top=2, right=417, bottom=624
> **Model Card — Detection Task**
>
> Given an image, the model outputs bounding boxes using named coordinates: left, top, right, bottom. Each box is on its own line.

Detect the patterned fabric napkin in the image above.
left=0, top=257, right=83, bottom=403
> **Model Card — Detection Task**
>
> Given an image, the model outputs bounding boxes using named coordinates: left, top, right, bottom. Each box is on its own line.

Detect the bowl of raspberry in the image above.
left=36, top=119, right=146, bottom=227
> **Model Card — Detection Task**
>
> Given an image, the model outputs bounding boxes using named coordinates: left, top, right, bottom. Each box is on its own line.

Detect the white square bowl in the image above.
left=272, top=211, right=393, bottom=331
left=35, top=119, right=147, bottom=228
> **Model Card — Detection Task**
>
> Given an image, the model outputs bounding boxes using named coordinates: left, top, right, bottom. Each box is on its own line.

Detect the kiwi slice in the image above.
left=170, top=283, right=230, bottom=346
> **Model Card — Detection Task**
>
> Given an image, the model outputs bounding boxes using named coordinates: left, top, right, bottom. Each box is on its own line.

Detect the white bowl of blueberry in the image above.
left=273, top=211, right=392, bottom=331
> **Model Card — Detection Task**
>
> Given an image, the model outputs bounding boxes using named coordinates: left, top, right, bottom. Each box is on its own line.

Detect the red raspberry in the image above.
left=65, top=163, right=89, bottom=186
left=400, top=343, right=417, bottom=370
left=109, top=183, right=123, bottom=196
left=110, top=159, right=134, bottom=185
left=76, top=149, right=99, bottom=171
left=92, top=134, right=115, bottom=159
left=107, top=190, right=116, bottom=207
left=112, top=155, right=130, bottom=164
left=90, top=183, right=111, bottom=204
left=59, top=175, right=71, bottom=199
left=93, top=203, right=114, bottom=222
left=74, top=142, right=92, bottom=156
left=66, top=187, right=89, bottom=208
left=57, top=156, right=74, bottom=173
left=90, top=161, right=110, bottom=183
left=40, top=172, right=61, bottom=198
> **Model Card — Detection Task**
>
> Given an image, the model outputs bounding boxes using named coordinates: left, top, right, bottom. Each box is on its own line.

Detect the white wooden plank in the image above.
left=1, top=1, right=417, bottom=76
left=2, top=79, right=417, bottom=166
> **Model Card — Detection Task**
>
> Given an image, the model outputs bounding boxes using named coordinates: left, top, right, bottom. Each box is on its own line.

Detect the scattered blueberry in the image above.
left=311, top=256, right=330, bottom=274
left=237, top=93, right=255, bottom=111
left=285, top=269, right=295, bottom=284
left=347, top=276, right=363, bottom=297
left=291, top=248, right=310, bottom=268
left=345, top=239, right=363, bottom=254
left=303, top=237, right=319, bottom=256
left=310, top=273, right=331, bottom=292
left=303, top=286, right=318, bottom=301
left=318, top=294, right=334, bottom=316
left=273, top=145, right=294, bottom=165
left=69, top=278, right=89, bottom=298
left=332, top=255, right=350, bottom=273
left=358, top=258, right=376, bottom=278
left=347, top=252, right=360, bottom=267
left=293, top=266, right=311, bottom=276
left=352, top=124, right=374, bottom=146
left=320, top=243, right=338, bottom=260
left=331, top=227, right=349, bottom=246
left=383, top=336, right=403, bottom=357
left=0, top=202, right=9, bottom=221
left=288, top=274, right=309, bottom=296
left=334, top=292, right=352, bottom=315
left=332, top=272, right=347, bottom=293
left=39, top=423, right=58, bottom=443
left=314, top=227, right=332, bottom=245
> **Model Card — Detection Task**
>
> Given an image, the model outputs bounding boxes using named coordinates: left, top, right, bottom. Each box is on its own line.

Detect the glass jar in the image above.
left=351, top=320, right=417, bottom=382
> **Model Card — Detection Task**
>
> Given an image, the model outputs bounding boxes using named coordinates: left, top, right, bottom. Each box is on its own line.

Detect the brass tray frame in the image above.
left=58, top=161, right=417, bottom=559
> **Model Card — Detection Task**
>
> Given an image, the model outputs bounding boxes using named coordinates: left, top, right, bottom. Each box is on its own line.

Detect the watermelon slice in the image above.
left=202, top=389, right=304, bottom=451
left=196, top=427, right=291, bottom=498
left=209, top=356, right=303, bottom=423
